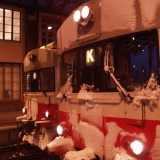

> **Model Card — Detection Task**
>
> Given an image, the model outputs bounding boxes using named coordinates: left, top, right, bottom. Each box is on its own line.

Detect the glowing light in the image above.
left=132, top=37, right=135, bottom=40
left=22, top=107, right=26, bottom=113
left=81, top=6, right=90, bottom=19
left=73, top=10, right=81, bottom=22
left=86, top=49, right=94, bottom=63
left=45, top=111, right=49, bottom=118
left=130, top=140, right=143, bottom=155
left=57, top=125, right=63, bottom=135
left=40, top=45, right=45, bottom=49
left=138, top=44, right=141, bottom=47
left=48, top=26, right=52, bottom=30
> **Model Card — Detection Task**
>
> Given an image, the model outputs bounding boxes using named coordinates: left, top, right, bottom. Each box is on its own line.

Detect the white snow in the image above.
left=75, top=121, right=104, bottom=158
left=104, top=122, right=122, bottom=160
left=139, top=0, right=160, bottom=28
left=101, top=0, right=136, bottom=32
left=47, top=136, right=74, bottom=154
left=64, top=148, right=96, bottom=160
left=57, top=0, right=160, bottom=53
left=114, top=147, right=136, bottom=160
left=150, top=125, right=160, bottom=160
left=57, top=14, right=77, bottom=53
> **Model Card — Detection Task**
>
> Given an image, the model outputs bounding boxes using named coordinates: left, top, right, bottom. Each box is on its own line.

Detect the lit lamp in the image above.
left=22, top=107, right=27, bottom=114
left=73, top=5, right=93, bottom=26
left=44, top=111, right=50, bottom=118
left=73, top=10, right=81, bottom=22
left=124, top=140, right=144, bottom=155
left=56, top=124, right=68, bottom=136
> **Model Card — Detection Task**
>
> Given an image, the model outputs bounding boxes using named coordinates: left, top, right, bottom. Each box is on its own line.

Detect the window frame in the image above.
left=0, top=63, right=21, bottom=101
left=0, top=7, right=21, bottom=41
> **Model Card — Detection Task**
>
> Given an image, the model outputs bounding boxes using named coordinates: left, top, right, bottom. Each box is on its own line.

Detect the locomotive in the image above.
left=21, top=0, right=160, bottom=159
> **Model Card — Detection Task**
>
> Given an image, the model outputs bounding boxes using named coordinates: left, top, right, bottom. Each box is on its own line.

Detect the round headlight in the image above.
left=45, top=111, right=49, bottom=118
left=57, top=125, right=63, bottom=135
left=22, top=107, right=27, bottom=113
left=73, top=10, right=81, bottom=22
left=130, top=140, right=143, bottom=155
left=81, top=6, right=90, bottom=19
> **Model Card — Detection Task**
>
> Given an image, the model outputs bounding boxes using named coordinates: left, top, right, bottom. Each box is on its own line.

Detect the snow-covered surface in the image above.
left=64, top=148, right=96, bottom=160
left=24, top=49, right=57, bottom=72
left=139, top=0, right=160, bottom=28
left=101, top=0, right=136, bottom=32
left=75, top=121, right=104, bottom=158
left=47, top=136, right=74, bottom=154
left=104, top=122, right=122, bottom=160
left=150, top=125, right=160, bottom=160
left=57, top=0, right=160, bottom=53
left=26, top=98, right=38, bottom=120
left=114, top=147, right=136, bottom=160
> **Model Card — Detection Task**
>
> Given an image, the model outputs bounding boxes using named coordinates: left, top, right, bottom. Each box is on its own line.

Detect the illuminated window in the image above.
left=40, top=15, right=61, bottom=45
left=0, top=8, right=21, bottom=41
left=0, top=63, right=21, bottom=100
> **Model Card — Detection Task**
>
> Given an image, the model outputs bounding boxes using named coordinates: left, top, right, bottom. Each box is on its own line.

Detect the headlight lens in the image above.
left=57, top=125, right=63, bottom=135
left=130, top=140, right=143, bottom=155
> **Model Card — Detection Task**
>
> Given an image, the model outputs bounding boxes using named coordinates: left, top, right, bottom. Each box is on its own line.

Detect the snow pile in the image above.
left=47, top=136, right=74, bottom=154
left=101, top=0, right=136, bottom=33
left=150, top=125, right=160, bottom=160
left=75, top=121, right=104, bottom=158
left=114, top=147, right=136, bottom=160
left=64, top=148, right=96, bottom=160
left=104, top=122, right=122, bottom=160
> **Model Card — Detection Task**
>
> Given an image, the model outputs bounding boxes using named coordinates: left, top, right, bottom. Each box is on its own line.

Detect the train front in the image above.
left=49, top=0, right=160, bottom=160
left=17, top=46, right=59, bottom=151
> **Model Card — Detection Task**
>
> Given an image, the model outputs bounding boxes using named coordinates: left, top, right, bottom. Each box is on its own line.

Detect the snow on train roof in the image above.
left=23, top=48, right=57, bottom=72
left=57, top=0, right=160, bottom=53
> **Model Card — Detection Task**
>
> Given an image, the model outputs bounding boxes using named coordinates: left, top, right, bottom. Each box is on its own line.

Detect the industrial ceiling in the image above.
left=0, top=0, right=90, bottom=16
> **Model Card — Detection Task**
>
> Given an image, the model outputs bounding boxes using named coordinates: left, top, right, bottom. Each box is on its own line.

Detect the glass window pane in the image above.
left=13, top=91, right=20, bottom=99
left=0, top=24, right=3, bottom=31
left=5, top=83, right=11, bottom=90
left=5, top=24, right=11, bottom=32
left=0, top=32, right=2, bottom=39
left=5, top=17, right=11, bottom=25
left=13, top=82, right=20, bottom=90
left=42, top=16, right=46, bottom=23
left=4, top=90, right=11, bottom=99
left=5, top=32, right=11, bottom=40
left=13, top=64, right=20, bottom=72
left=0, top=8, right=3, bottom=16
left=13, top=11, right=20, bottom=18
left=13, top=33, right=20, bottom=41
left=14, top=18, right=20, bottom=26
left=13, top=26, right=20, bottom=33
left=0, top=17, right=3, bottom=24
left=5, top=9, right=11, bottom=17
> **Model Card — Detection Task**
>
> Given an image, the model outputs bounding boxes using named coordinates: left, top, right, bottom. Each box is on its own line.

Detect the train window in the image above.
left=77, top=30, right=158, bottom=92
left=62, top=50, right=77, bottom=92
left=60, top=30, right=158, bottom=93
left=79, top=46, right=101, bottom=91
left=105, top=30, right=158, bottom=91
left=40, top=68, right=55, bottom=91
left=24, top=67, right=55, bottom=92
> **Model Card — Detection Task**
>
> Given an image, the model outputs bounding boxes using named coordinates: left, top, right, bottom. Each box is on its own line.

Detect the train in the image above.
left=20, top=0, right=160, bottom=159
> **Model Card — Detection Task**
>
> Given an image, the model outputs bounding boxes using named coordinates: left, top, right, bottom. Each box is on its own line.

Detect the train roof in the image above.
left=57, top=0, right=160, bottom=54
